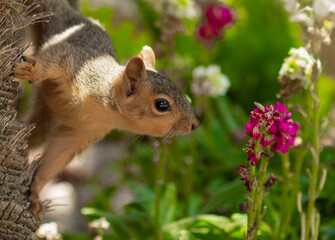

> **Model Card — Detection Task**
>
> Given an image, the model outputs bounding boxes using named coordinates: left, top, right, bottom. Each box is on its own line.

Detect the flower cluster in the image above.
left=245, top=102, right=300, bottom=165
left=89, top=217, right=110, bottom=231
left=145, top=0, right=199, bottom=19
left=35, top=222, right=62, bottom=240
left=277, top=47, right=321, bottom=102
left=197, top=3, right=233, bottom=41
left=235, top=165, right=252, bottom=192
left=279, top=47, right=314, bottom=87
left=89, top=217, right=111, bottom=240
left=313, top=0, right=335, bottom=21
left=191, top=64, right=231, bottom=97
left=264, top=173, right=279, bottom=192
left=284, top=0, right=335, bottom=44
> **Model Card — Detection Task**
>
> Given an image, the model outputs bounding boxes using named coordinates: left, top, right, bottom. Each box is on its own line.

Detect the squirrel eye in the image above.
left=155, top=99, right=170, bottom=112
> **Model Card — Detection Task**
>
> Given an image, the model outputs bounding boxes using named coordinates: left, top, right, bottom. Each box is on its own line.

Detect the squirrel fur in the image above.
left=15, top=0, right=200, bottom=219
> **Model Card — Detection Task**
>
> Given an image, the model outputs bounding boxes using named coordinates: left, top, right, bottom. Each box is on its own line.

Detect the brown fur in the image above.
left=15, top=0, right=200, bottom=219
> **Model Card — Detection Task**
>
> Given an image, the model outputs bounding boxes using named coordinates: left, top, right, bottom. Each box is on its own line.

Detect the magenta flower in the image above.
left=198, top=24, right=215, bottom=40
left=264, top=173, right=279, bottom=191
left=197, top=3, right=233, bottom=41
left=244, top=139, right=260, bottom=166
left=205, top=5, right=232, bottom=35
left=235, top=165, right=252, bottom=192
left=238, top=102, right=299, bottom=191
left=243, top=102, right=300, bottom=167
left=246, top=102, right=300, bottom=155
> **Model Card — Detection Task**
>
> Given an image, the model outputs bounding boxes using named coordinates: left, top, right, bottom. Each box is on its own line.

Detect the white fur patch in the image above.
left=146, top=67, right=158, bottom=72
left=88, top=17, right=106, bottom=30
left=41, top=23, right=85, bottom=51
left=74, top=55, right=124, bottom=100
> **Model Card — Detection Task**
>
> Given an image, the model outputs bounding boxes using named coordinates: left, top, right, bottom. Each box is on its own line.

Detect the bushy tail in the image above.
left=67, top=0, right=79, bottom=9
left=24, top=0, right=82, bottom=48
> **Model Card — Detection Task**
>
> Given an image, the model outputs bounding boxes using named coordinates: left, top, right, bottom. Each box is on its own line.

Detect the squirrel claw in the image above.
left=21, top=55, right=37, bottom=66
left=29, top=193, right=45, bottom=220
left=14, top=56, right=39, bottom=82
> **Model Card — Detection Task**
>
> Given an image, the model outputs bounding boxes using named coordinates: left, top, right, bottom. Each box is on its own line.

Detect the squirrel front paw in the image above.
left=14, top=56, right=41, bottom=83
left=29, top=193, right=45, bottom=220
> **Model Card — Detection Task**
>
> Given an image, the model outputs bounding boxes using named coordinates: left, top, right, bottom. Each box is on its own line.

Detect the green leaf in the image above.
left=187, top=194, right=203, bottom=216
left=81, top=207, right=133, bottom=237
left=81, top=0, right=152, bottom=62
left=85, top=185, right=117, bottom=211
left=161, top=183, right=178, bottom=225
left=319, top=75, right=335, bottom=117
left=164, top=214, right=240, bottom=236
left=200, top=179, right=244, bottom=214
left=178, top=230, right=199, bottom=240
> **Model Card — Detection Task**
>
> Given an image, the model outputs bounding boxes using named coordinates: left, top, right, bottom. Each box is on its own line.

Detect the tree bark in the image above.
left=0, top=1, right=49, bottom=239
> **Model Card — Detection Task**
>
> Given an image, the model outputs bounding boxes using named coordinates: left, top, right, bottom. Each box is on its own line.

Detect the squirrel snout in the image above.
left=191, top=116, right=201, bottom=131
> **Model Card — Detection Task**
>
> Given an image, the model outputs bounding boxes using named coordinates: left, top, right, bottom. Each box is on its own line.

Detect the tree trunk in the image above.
left=0, top=1, right=49, bottom=239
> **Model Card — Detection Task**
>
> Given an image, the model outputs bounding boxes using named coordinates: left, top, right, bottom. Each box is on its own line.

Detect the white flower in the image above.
left=284, top=0, right=300, bottom=13
left=145, top=0, right=199, bottom=19
left=282, top=0, right=313, bottom=26
left=313, top=0, right=335, bottom=20
left=279, top=47, right=321, bottom=88
left=89, top=217, right=110, bottom=231
left=36, top=222, right=62, bottom=240
left=169, top=0, right=199, bottom=19
left=290, top=12, right=313, bottom=26
left=191, top=64, right=231, bottom=97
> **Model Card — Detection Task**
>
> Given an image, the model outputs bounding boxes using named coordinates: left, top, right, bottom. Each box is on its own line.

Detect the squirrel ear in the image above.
left=124, top=56, right=147, bottom=96
left=138, top=45, right=156, bottom=70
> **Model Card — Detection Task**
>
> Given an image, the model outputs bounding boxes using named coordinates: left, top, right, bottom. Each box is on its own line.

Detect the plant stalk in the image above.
left=247, top=137, right=261, bottom=239
left=275, top=153, right=291, bottom=239
left=154, top=146, right=168, bottom=240
left=305, top=26, right=321, bottom=240
left=184, top=133, right=196, bottom=217
left=254, top=152, right=270, bottom=230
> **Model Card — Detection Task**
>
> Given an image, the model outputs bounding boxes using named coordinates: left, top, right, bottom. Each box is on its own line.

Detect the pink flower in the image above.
left=197, top=3, right=234, bottom=41
left=205, top=5, right=232, bottom=35
left=244, top=139, right=260, bottom=166
left=235, top=165, right=252, bottom=192
left=198, top=24, right=214, bottom=40
left=245, top=102, right=300, bottom=155
left=238, top=103, right=298, bottom=191
left=264, top=173, right=279, bottom=191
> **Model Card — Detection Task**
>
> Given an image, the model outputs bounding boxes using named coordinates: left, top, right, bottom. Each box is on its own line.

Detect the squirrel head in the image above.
left=113, top=46, right=200, bottom=137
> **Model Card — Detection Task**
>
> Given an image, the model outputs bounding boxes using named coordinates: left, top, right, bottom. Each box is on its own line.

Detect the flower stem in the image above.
left=278, top=147, right=306, bottom=239
left=247, top=164, right=256, bottom=237
left=184, top=134, right=196, bottom=217
left=275, top=153, right=291, bottom=239
left=305, top=26, right=321, bottom=239
left=247, top=148, right=270, bottom=240
left=154, top=146, right=167, bottom=240
left=247, top=138, right=261, bottom=238
left=277, top=80, right=310, bottom=239
left=254, top=152, right=270, bottom=229
left=305, top=89, right=320, bottom=239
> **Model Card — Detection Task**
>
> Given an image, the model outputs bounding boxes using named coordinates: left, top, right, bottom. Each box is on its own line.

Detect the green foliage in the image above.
left=81, top=182, right=271, bottom=240
left=81, top=0, right=153, bottom=62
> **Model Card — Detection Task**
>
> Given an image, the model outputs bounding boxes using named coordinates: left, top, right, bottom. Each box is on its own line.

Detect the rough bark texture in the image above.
left=0, top=1, right=49, bottom=239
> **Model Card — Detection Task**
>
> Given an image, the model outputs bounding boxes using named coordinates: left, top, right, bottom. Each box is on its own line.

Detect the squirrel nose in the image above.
left=191, top=116, right=201, bottom=131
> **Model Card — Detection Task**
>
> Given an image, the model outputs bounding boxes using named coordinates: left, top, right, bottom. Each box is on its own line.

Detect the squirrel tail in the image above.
left=24, top=0, right=81, bottom=49
left=67, top=0, right=79, bottom=9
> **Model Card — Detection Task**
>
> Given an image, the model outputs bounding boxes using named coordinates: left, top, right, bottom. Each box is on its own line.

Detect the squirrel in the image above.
left=14, top=0, right=200, bottom=219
